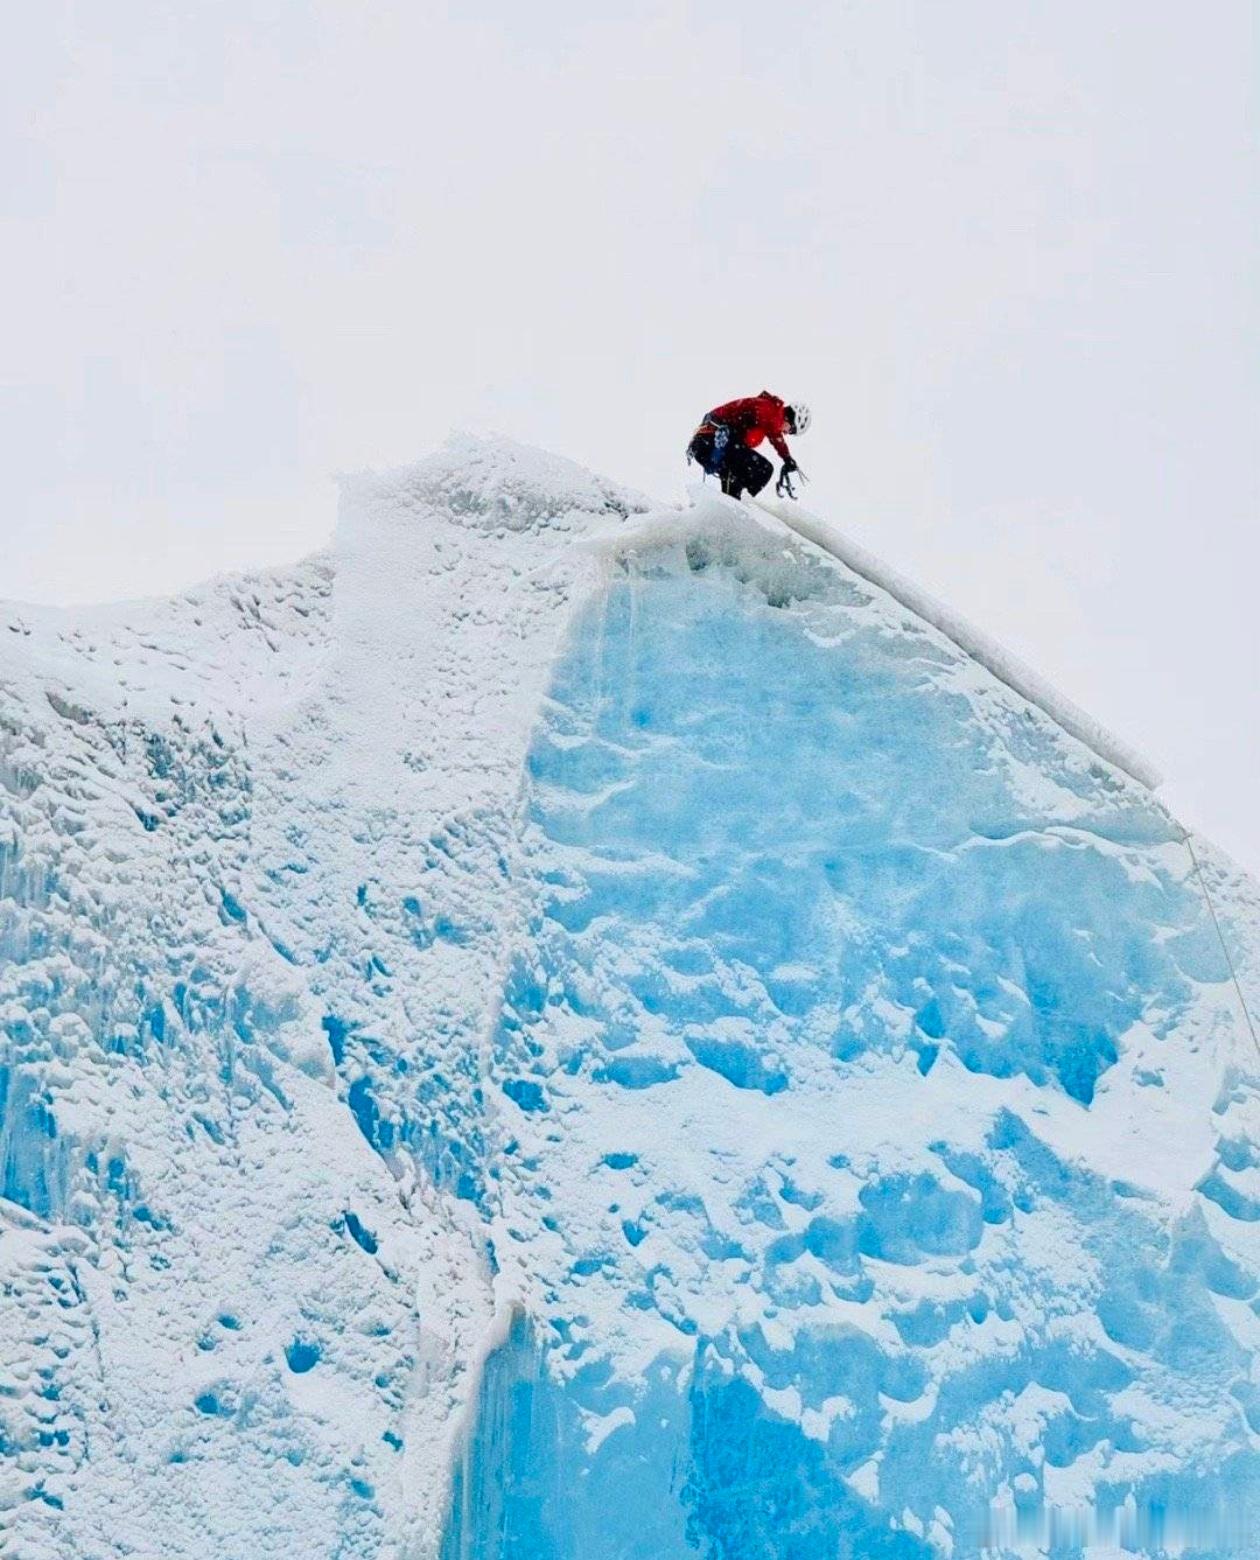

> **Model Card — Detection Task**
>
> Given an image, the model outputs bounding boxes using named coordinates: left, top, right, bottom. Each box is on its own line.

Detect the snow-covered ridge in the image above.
left=599, top=484, right=1163, bottom=803
left=748, top=491, right=1162, bottom=790
left=3, top=434, right=1258, bottom=1558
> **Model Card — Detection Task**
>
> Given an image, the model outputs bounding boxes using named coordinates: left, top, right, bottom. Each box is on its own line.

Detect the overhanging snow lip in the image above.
left=755, top=495, right=1163, bottom=791
left=602, top=486, right=1163, bottom=793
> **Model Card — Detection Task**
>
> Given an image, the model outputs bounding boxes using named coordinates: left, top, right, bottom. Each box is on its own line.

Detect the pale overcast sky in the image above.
left=4, top=2, right=1257, bottom=871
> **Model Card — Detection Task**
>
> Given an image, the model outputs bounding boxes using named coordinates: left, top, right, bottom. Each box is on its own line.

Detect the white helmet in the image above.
left=788, top=401, right=812, bottom=435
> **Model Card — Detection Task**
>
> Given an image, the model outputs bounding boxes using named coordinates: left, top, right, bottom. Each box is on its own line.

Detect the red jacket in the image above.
left=705, top=391, right=792, bottom=462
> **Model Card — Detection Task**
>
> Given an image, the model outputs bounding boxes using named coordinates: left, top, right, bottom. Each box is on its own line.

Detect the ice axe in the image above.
left=775, top=463, right=808, bottom=501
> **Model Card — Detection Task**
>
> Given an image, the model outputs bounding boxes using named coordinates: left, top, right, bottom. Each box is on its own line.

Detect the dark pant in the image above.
left=688, top=430, right=773, bottom=499
left=718, top=443, right=773, bottom=499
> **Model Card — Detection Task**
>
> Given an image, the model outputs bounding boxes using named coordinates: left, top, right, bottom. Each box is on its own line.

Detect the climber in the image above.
left=686, top=391, right=811, bottom=501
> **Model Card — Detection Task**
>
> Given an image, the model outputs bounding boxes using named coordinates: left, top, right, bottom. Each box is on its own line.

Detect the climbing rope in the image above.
left=1181, top=827, right=1260, bottom=1066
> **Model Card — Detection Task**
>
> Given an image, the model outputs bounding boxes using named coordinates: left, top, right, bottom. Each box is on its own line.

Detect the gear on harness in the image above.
left=686, top=418, right=730, bottom=476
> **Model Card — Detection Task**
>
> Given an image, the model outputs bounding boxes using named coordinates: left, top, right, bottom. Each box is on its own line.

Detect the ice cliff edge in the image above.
left=2, top=434, right=1259, bottom=1559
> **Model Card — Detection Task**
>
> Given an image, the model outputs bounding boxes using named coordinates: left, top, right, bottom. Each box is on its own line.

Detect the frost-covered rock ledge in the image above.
left=2, top=435, right=1259, bottom=1559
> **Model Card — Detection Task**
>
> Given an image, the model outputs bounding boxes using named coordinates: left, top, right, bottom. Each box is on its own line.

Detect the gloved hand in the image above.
left=776, top=458, right=799, bottom=499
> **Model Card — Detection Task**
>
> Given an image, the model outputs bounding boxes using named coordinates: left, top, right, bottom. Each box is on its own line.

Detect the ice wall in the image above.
left=2, top=438, right=1258, bottom=1558
left=0, top=437, right=653, bottom=1558
left=446, top=502, right=1260, bottom=1556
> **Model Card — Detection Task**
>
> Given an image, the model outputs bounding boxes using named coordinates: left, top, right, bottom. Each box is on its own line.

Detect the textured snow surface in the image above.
left=2, top=435, right=1259, bottom=1558
left=745, top=491, right=1162, bottom=789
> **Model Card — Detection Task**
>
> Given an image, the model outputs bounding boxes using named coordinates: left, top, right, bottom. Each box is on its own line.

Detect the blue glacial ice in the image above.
left=446, top=510, right=1260, bottom=1556
left=2, top=440, right=1259, bottom=1558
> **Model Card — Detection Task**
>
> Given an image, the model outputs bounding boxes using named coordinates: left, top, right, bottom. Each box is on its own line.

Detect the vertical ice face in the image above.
left=2, top=440, right=1259, bottom=1558
left=448, top=509, right=1260, bottom=1556
left=0, top=558, right=444, bottom=1559
left=0, top=438, right=651, bottom=1558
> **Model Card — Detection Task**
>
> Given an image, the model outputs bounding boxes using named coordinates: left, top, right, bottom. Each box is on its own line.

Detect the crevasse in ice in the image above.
left=2, top=437, right=1259, bottom=1558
